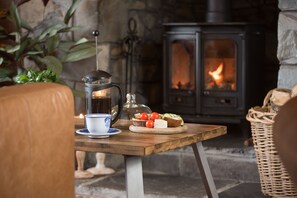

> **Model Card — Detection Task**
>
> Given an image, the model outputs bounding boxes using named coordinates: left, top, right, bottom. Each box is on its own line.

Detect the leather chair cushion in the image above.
left=0, top=83, right=75, bottom=198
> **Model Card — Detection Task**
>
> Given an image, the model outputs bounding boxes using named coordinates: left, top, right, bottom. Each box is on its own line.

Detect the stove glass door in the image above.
left=170, top=38, right=195, bottom=91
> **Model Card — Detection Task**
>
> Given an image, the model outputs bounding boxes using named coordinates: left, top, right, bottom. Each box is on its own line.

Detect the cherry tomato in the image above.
left=150, top=112, right=160, bottom=121
left=146, top=120, right=154, bottom=128
left=140, top=112, right=149, bottom=120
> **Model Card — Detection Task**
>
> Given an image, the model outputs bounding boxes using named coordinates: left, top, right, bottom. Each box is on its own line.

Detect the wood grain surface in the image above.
left=75, top=122, right=227, bottom=156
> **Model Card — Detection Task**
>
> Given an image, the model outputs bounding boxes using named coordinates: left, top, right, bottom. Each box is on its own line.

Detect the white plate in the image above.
left=76, top=128, right=122, bottom=138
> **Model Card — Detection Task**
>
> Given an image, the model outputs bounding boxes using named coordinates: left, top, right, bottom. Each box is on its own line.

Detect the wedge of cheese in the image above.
left=154, top=119, right=168, bottom=128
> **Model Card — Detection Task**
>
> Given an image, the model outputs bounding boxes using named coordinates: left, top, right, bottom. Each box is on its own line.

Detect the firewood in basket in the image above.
left=291, top=84, right=297, bottom=98
left=270, top=89, right=291, bottom=106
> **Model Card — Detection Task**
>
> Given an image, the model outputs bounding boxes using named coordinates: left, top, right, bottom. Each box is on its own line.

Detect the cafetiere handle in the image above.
left=111, top=84, right=123, bottom=125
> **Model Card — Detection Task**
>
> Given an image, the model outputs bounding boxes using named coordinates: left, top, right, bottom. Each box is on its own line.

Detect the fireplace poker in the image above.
left=122, top=18, right=141, bottom=96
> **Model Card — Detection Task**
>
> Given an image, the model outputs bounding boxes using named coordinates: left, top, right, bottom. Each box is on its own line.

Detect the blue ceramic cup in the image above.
left=85, top=114, right=111, bottom=133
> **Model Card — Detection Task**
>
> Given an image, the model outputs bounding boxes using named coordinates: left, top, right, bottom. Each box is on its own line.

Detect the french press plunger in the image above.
left=82, top=30, right=123, bottom=125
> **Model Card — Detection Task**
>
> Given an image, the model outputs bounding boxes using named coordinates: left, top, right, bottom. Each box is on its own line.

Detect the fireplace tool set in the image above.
left=121, top=18, right=151, bottom=119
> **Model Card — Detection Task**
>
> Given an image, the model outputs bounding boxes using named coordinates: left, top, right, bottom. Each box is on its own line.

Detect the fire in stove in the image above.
left=208, top=63, right=223, bottom=85
left=206, top=62, right=235, bottom=91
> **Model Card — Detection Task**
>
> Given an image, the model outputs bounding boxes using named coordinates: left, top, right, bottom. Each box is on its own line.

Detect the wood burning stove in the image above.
left=162, top=23, right=265, bottom=125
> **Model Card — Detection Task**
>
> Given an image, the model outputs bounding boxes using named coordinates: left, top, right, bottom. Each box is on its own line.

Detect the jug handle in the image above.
left=111, top=84, right=123, bottom=125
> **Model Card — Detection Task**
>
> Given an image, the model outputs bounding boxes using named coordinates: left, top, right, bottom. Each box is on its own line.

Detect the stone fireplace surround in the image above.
left=277, top=0, right=297, bottom=89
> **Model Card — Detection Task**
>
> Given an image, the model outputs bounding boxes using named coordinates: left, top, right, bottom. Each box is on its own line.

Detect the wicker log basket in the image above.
left=246, top=88, right=297, bottom=197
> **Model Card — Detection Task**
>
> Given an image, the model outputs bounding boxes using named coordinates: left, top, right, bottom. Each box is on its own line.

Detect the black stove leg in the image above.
left=240, top=119, right=253, bottom=146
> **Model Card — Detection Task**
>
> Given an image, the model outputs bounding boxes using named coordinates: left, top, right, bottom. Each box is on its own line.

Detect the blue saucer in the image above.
left=76, top=128, right=121, bottom=138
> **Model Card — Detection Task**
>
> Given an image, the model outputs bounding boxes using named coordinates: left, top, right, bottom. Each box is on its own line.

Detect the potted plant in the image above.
left=0, top=0, right=97, bottom=85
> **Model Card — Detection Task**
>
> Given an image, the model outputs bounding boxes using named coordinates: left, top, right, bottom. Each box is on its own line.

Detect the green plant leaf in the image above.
left=45, top=35, right=60, bottom=54
left=2, top=0, right=97, bottom=86
left=27, top=37, right=43, bottom=52
left=58, top=41, right=97, bottom=53
left=10, top=32, right=21, bottom=43
left=17, top=70, right=35, bottom=83
left=26, top=69, right=37, bottom=80
left=69, top=42, right=97, bottom=52
left=0, top=77, right=12, bottom=83
left=57, top=41, right=75, bottom=52
left=62, top=45, right=96, bottom=62
left=38, top=24, right=65, bottom=41
left=0, top=65, right=13, bottom=77
left=15, top=68, right=58, bottom=83
left=6, top=44, right=20, bottom=53
left=73, top=37, right=89, bottom=46
left=36, top=56, right=63, bottom=76
left=64, top=0, right=81, bottom=24
left=15, top=39, right=30, bottom=60
left=58, top=26, right=80, bottom=33
left=42, top=69, right=57, bottom=82
left=15, top=73, right=30, bottom=84
left=9, top=2, right=21, bottom=31
left=0, top=67, right=10, bottom=78
left=35, top=72, right=43, bottom=82
left=26, top=51, right=43, bottom=55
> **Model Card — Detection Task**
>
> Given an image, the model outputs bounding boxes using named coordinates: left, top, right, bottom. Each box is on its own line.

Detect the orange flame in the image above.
left=208, top=63, right=223, bottom=85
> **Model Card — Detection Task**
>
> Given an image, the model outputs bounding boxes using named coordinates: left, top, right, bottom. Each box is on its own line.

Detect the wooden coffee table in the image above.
left=75, top=122, right=227, bottom=198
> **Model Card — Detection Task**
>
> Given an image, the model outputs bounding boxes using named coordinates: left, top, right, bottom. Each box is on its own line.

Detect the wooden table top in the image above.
left=75, top=121, right=227, bottom=156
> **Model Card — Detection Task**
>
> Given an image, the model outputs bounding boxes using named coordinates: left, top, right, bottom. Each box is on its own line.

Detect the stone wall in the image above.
left=277, top=0, right=297, bottom=88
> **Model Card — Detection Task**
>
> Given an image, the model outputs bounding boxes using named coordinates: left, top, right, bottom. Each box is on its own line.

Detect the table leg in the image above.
left=192, top=142, right=218, bottom=198
left=74, top=151, right=94, bottom=179
left=87, top=152, right=115, bottom=175
left=124, top=156, right=144, bottom=198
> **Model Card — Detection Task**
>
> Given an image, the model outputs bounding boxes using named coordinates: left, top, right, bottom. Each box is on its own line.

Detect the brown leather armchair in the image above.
left=0, top=83, right=75, bottom=198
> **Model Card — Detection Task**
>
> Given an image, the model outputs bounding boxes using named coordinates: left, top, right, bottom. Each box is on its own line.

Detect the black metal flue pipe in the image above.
left=206, top=0, right=232, bottom=23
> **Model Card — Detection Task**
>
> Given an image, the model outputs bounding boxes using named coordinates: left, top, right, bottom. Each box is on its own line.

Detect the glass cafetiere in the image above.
left=83, top=70, right=123, bottom=125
